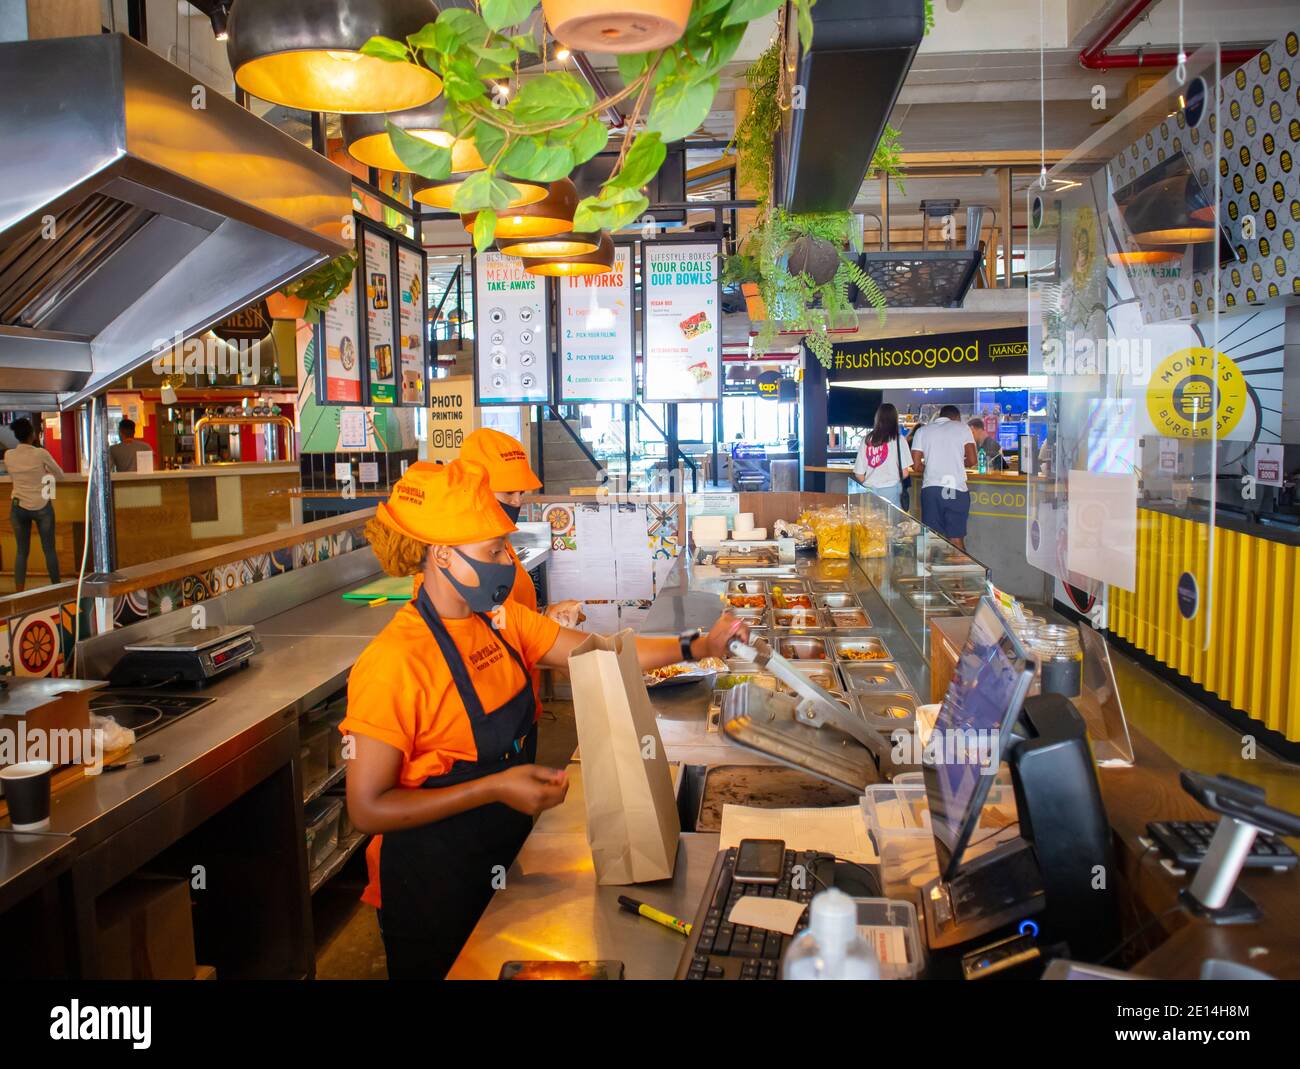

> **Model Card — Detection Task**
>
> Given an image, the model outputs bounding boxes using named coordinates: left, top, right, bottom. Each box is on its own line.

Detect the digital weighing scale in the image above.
left=110, top=624, right=263, bottom=687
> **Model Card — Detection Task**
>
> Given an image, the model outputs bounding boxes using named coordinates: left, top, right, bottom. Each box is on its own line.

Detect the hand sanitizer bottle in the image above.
left=782, top=888, right=880, bottom=980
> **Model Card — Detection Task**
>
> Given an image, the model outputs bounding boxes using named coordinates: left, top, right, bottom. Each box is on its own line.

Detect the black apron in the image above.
left=378, top=587, right=539, bottom=979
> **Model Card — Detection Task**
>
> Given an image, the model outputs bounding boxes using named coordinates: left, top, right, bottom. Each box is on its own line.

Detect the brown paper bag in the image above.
left=568, top=629, right=680, bottom=885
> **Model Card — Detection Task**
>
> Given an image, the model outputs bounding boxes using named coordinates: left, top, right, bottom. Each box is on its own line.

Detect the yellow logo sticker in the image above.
left=1145, top=348, right=1248, bottom=440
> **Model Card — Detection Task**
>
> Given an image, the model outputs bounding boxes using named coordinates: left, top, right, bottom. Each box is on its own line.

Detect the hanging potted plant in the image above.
left=276, top=252, right=358, bottom=324
left=359, top=0, right=816, bottom=250
left=724, top=32, right=915, bottom=368
left=266, top=291, right=308, bottom=321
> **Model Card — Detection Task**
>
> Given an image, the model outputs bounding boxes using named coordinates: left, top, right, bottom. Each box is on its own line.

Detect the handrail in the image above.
left=636, top=403, right=698, bottom=490
left=82, top=508, right=377, bottom=600
left=547, top=406, right=607, bottom=480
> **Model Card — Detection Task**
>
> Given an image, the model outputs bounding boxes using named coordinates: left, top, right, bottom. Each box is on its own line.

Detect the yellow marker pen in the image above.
left=618, top=895, right=692, bottom=936
left=368, top=596, right=389, bottom=607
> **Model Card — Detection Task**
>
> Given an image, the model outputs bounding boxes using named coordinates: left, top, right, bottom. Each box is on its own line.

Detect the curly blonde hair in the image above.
left=365, top=517, right=429, bottom=578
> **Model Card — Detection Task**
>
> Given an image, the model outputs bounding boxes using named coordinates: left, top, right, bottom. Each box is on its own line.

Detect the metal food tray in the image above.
left=771, top=608, right=827, bottom=630
left=769, top=593, right=815, bottom=611
left=831, top=635, right=895, bottom=663
left=772, top=635, right=830, bottom=661
left=775, top=665, right=844, bottom=696
left=841, top=661, right=913, bottom=694
left=853, top=691, right=919, bottom=733
left=826, top=607, right=873, bottom=629
left=814, top=592, right=860, bottom=610
left=724, top=579, right=768, bottom=595
left=722, top=593, right=770, bottom=610
left=720, top=684, right=877, bottom=793
left=810, top=580, right=851, bottom=593
left=905, top=590, right=961, bottom=614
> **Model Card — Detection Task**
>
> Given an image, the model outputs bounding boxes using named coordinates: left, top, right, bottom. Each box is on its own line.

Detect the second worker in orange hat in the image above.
left=344, top=458, right=750, bottom=979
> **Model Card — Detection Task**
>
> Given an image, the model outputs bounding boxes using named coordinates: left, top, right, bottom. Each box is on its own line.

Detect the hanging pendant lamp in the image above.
left=461, top=178, right=579, bottom=240
left=1122, top=174, right=1215, bottom=246
left=522, top=231, right=615, bottom=276
left=542, top=0, right=690, bottom=53
left=343, top=99, right=484, bottom=174
left=413, top=174, right=547, bottom=211
left=228, top=0, right=442, bottom=114
left=497, top=230, right=600, bottom=258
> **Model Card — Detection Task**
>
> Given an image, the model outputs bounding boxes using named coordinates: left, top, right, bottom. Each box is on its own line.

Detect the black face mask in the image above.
left=441, top=547, right=515, bottom=613
left=499, top=500, right=522, bottom=524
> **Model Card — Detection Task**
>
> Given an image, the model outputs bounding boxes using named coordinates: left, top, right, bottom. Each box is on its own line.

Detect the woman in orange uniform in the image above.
left=343, top=460, right=746, bottom=978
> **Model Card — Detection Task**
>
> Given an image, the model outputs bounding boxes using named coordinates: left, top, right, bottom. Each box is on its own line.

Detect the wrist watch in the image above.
left=679, top=627, right=704, bottom=662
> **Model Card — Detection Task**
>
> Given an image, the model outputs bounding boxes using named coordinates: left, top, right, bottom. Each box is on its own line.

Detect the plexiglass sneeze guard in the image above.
left=849, top=492, right=989, bottom=659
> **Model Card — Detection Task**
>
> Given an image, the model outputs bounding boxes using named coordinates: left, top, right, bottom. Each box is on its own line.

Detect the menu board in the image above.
left=362, top=227, right=397, bottom=406
left=319, top=259, right=363, bottom=404
left=396, top=244, right=426, bottom=405
left=641, top=240, right=721, bottom=402
left=558, top=244, right=635, bottom=403
left=474, top=251, right=550, bottom=406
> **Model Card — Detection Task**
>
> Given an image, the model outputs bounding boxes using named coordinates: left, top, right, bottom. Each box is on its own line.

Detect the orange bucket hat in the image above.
left=460, top=427, right=542, bottom=493
left=375, top=459, right=516, bottom=545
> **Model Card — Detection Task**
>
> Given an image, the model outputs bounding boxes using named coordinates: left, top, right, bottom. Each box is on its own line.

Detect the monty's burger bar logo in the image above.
left=826, top=328, right=1030, bottom=381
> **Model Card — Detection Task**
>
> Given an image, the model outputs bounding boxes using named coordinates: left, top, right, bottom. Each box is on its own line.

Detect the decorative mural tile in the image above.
left=11, top=608, right=61, bottom=678
left=0, top=620, right=11, bottom=677
left=212, top=563, right=242, bottom=595
left=114, top=589, right=149, bottom=627
left=148, top=582, right=183, bottom=617
left=332, top=530, right=354, bottom=557
left=270, top=547, right=295, bottom=575
left=315, top=536, right=332, bottom=562
left=182, top=572, right=213, bottom=606
left=294, top=541, right=317, bottom=569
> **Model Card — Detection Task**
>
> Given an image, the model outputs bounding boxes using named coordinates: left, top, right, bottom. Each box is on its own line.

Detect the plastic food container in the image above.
left=304, top=796, right=343, bottom=870
left=300, top=722, right=331, bottom=787
left=852, top=897, right=925, bottom=979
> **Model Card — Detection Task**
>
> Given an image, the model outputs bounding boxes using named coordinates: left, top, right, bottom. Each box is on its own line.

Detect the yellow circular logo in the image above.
left=1146, top=348, right=1248, bottom=440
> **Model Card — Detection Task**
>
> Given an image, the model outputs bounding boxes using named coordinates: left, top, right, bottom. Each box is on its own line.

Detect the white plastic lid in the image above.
left=807, top=887, right=858, bottom=945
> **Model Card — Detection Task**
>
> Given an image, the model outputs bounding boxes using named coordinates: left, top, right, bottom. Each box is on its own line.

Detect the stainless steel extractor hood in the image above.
left=0, top=33, right=352, bottom=409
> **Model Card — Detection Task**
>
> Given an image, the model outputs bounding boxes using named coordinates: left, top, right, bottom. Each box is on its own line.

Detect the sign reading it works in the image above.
left=826, top=327, right=1029, bottom=381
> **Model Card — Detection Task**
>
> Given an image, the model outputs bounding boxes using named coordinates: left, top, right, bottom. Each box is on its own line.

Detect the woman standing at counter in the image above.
left=343, top=460, right=747, bottom=978
left=852, top=403, right=912, bottom=508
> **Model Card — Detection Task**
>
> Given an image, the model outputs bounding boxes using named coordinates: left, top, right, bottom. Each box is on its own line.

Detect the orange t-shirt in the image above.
left=342, top=597, right=559, bottom=909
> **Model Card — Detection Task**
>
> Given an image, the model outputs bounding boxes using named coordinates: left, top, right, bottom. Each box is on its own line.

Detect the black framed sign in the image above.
left=557, top=240, right=636, bottom=403
left=823, top=327, right=1030, bottom=383
left=472, top=249, right=552, bottom=406
left=359, top=220, right=398, bottom=406
left=315, top=233, right=365, bottom=407
left=394, top=238, right=429, bottom=405
left=640, top=237, right=722, bottom=402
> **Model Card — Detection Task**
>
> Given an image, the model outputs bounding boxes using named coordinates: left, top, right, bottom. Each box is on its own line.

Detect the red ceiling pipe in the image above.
left=1079, top=0, right=1259, bottom=70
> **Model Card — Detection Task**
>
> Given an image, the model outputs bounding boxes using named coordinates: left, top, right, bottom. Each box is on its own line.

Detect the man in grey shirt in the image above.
left=109, top=418, right=153, bottom=472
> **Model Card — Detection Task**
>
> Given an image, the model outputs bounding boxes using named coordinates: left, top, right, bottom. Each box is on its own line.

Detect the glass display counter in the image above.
left=848, top=492, right=990, bottom=659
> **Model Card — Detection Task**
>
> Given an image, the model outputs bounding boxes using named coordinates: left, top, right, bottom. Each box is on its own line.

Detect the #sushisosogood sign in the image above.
left=475, top=251, right=550, bottom=406
left=558, top=244, right=634, bottom=403
left=642, top=241, right=721, bottom=402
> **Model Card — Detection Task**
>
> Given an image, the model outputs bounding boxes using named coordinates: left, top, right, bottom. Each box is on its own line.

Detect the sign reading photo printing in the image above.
left=427, top=376, right=474, bottom=464
left=825, top=327, right=1030, bottom=381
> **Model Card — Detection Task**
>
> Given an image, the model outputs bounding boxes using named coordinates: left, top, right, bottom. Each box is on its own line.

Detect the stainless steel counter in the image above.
left=450, top=549, right=930, bottom=980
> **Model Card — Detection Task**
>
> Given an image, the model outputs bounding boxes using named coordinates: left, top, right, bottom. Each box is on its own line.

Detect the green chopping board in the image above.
left=341, top=575, right=415, bottom=602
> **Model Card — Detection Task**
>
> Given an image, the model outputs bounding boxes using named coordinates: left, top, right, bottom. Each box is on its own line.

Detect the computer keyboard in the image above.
left=1147, top=820, right=1299, bottom=870
left=675, top=847, right=833, bottom=980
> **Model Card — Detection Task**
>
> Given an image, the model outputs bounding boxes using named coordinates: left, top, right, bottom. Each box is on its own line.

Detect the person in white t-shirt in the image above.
left=4, top=417, right=63, bottom=590
left=910, top=405, right=977, bottom=550
left=852, top=403, right=912, bottom=509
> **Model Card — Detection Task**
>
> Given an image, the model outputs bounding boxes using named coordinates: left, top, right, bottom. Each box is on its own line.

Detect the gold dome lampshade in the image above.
left=542, top=0, right=690, bottom=53
left=413, top=174, right=547, bottom=211
left=523, top=231, right=615, bottom=276
left=497, top=230, right=600, bottom=258
left=342, top=100, right=484, bottom=173
left=228, top=0, right=443, bottom=114
left=461, top=178, right=579, bottom=239
left=1122, top=174, right=1216, bottom=246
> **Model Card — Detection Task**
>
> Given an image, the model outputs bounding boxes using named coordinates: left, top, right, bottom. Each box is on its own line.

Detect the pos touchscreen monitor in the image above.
left=922, top=597, right=1034, bottom=882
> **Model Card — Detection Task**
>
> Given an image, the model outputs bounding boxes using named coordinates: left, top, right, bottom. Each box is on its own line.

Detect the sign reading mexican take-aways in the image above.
left=825, top=327, right=1030, bottom=382
left=474, top=250, right=551, bottom=406
left=558, top=244, right=635, bottom=403
left=641, top=239, right=722, bottom=402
